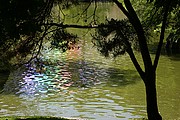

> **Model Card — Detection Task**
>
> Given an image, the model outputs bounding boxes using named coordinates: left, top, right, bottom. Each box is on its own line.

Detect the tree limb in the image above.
left=153, top=0, right=171, bottom=70
left=123, top=0, right=153, bottom=72
left=112, top=0, right=147, bottom=79
left=122, top=37, right=145, bottom=80
left=126, top=44, right=145, bottom=80
left=43, top=22, right=108, bottom=29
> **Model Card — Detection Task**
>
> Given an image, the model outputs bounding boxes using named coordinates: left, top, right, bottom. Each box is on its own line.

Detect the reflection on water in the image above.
left=0, top=40, right=180, bottom=120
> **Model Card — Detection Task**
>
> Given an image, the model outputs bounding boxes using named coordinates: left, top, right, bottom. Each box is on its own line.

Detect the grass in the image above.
left=0, top=116, right=148, bottom=120
left=0, top=116, right=82, bottom=120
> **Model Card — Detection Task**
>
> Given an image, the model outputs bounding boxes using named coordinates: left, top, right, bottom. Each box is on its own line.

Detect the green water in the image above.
left=0, top=38, right=180, bottom=119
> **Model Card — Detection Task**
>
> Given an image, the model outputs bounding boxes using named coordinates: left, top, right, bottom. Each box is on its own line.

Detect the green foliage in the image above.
left=132, top=0, right=180, bottom=54
left=51, top=29, right=78, bottom=52
left=0, top=0, right=49, bottom=40
left=132, top=0, right=163, bottom=32
left=0, top=0, right=179, bottom=66
left=0, top=0, right=81, bottom=63
left=143, top=0, right=180, bottom=31
left=0, top=0, right=55, bottom=65
left=93, top=19, right=137, bottom=57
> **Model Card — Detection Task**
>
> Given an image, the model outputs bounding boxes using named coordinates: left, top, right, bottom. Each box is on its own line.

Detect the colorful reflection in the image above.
left=17, top=58, right=73, bottom=96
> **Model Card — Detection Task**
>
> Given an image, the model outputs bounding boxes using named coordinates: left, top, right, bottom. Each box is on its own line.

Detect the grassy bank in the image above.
left=0, top=116, right=83, bottom=120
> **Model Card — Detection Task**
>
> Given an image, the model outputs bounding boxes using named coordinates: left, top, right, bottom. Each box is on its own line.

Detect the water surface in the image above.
left=0, top=39, right=179, bottom=120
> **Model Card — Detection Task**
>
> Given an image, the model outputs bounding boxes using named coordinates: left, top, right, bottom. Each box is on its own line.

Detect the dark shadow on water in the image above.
left=67, top=60, right=141, bottom=88
left=168, top=54, right=180, bottom=61
left=148, top=42, right=165, bottom=55
left=106, top=67, right=140, bottom=87
left=0, top=70, right=10, bottom=91
left=148, top=42, right=180, bottom=61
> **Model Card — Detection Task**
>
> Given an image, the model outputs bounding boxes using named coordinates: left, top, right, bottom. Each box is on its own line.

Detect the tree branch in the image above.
left=126, top=44, right=145, bottom=80
left=123, top=0, right=153, bottom=72
left=112, top=0, right=147, bottom=79
left=43, top=22, right=108, bottom=29
left=153, top=1, right=170, bottom=70
left=122, top=38, right=145, bottom=80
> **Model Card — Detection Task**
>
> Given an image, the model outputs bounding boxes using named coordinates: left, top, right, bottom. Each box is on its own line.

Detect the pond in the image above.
left=0, top=37, right=180, bottom=120
left=0, top=2, right=180, bottom=120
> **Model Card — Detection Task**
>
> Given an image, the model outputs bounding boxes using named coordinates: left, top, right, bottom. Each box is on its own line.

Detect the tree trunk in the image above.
left=144, top=71, right=162, bottom=120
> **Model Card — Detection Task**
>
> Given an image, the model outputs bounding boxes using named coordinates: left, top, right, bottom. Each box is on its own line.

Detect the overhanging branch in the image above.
left=43, top=22, right=106, bottom=29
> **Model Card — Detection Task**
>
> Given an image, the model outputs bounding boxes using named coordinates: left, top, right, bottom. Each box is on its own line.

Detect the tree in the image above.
left=0, top=0, right=180, bottom=119
left=0, top=0, right=54, bottom=67
left=93, top=0, right=171, bottom=119
left=93, top=0, right=180, bottom=119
